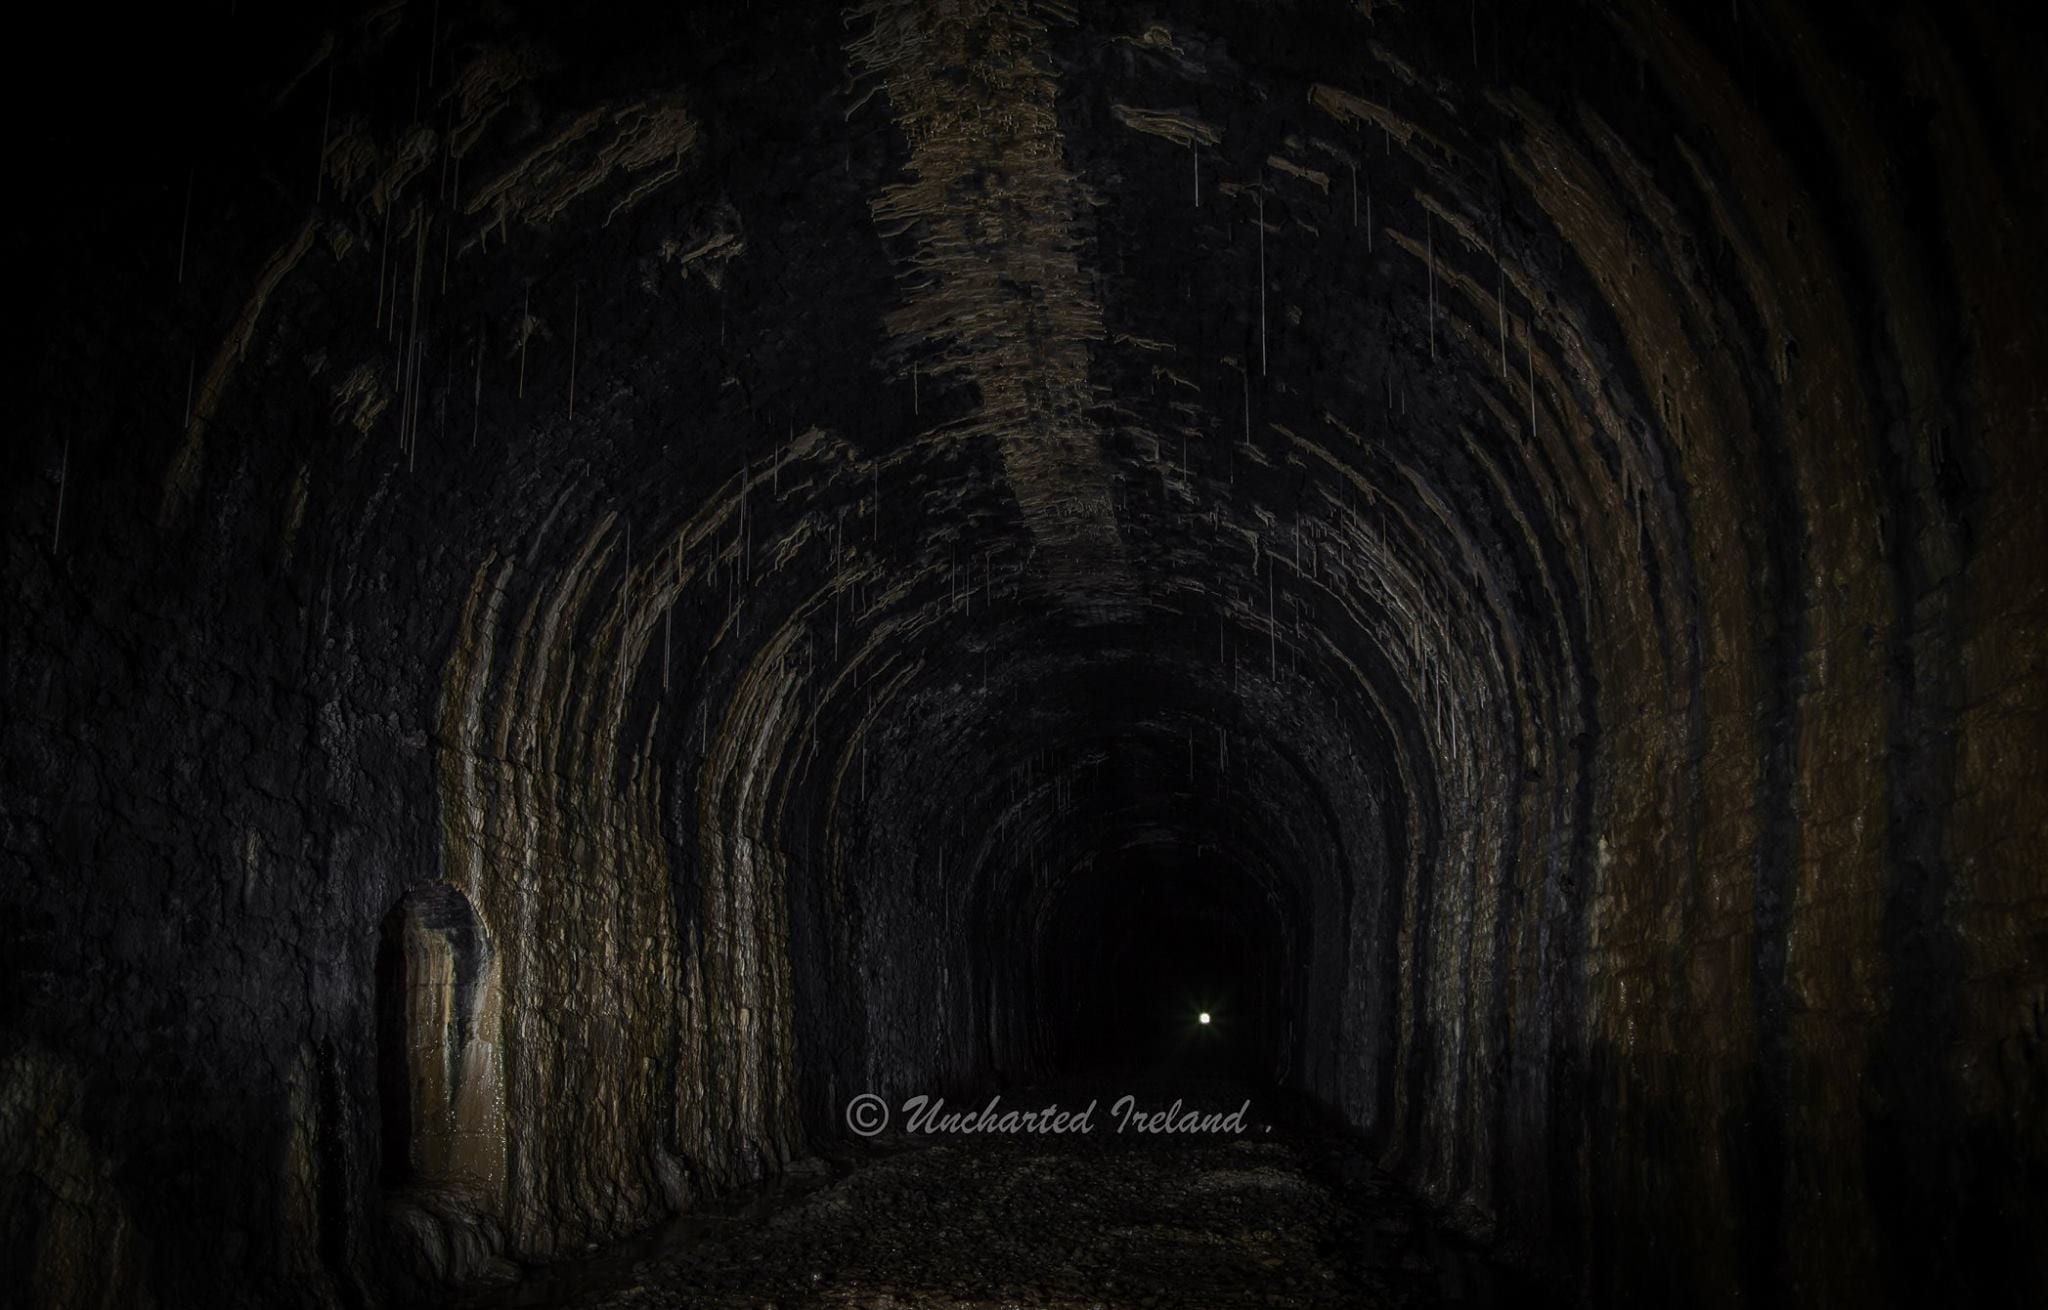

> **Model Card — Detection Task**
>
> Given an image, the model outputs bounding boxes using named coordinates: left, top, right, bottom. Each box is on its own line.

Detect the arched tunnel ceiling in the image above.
left=7, top=0, right=2047, bottom=1304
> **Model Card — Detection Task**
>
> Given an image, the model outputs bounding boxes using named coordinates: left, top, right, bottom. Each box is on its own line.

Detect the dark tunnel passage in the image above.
left=1036, top=840, right=1293, bottom=1080
left=4, top=0, right=2047, bottom=1306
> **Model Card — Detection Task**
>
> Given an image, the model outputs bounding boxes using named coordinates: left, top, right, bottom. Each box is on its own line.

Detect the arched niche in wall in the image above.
left=373, top=883, right=506, bottom=1197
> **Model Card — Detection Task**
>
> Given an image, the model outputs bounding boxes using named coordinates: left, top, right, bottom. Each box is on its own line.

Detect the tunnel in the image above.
left=4, top=0, right=2045, bottom=1305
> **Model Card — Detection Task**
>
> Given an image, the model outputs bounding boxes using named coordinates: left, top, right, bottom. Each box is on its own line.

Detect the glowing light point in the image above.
left=1198, top=1012, right=1212, bottom=1025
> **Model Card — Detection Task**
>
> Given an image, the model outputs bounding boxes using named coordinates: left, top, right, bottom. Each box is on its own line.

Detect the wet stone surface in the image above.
left=463, top=1083, right=1532, bottom=1310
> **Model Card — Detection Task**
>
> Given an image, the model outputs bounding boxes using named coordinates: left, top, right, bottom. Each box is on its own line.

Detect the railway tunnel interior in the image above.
left=4, top=0, right=2045, bottom=1306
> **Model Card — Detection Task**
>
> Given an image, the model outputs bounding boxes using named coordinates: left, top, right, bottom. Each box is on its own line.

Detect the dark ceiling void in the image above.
left=4, top=0, right=2046, bottom=1306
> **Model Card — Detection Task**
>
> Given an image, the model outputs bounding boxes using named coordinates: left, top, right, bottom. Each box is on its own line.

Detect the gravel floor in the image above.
left=464, top=1082, right=1537, bottom=1310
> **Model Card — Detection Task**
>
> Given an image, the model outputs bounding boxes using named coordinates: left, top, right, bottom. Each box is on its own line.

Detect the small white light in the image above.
left=1198, top=1012, right=1212, bottom=1025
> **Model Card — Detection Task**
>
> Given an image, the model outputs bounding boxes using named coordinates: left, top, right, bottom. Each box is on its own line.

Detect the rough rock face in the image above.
left=3, top=0, right=2043, bottom=1306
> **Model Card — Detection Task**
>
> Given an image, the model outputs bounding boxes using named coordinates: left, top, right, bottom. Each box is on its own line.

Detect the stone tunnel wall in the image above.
left=3, top=1, right=2045, bottom=1307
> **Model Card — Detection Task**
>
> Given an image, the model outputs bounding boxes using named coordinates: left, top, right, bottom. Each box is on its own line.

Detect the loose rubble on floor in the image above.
left=464, top=1083, right=1532, bottom=1309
